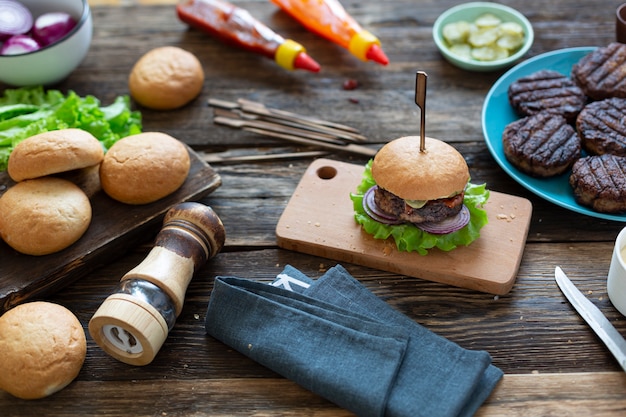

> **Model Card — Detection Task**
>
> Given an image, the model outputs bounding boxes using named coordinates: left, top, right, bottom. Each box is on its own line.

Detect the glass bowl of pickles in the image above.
left=433, top=2, right=533, bottom=72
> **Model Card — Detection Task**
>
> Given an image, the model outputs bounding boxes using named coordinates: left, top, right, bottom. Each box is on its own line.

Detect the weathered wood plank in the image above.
left=27, top=244, right=625, bottom=379
left=478, top=373, right=626, bottom=417
left=1, top=1, right=624, bottom=415
left=70, top=1, right=616, bottom=149
left=2, top=373, right=624, bottom=416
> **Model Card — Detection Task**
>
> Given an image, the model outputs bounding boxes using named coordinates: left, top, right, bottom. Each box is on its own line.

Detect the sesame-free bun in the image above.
left=371, top=136, right=469, bottom=201
left=0, top=301, right=86, bottom=400
left=7, top=128, right=104, bottom=182
left=129, top=46, right=204, bottom=110
left=100, top=132, right=191, bottom=205
left=56, top=163, right=102, bottom=198
left=0, top=177, right=92, bottom=256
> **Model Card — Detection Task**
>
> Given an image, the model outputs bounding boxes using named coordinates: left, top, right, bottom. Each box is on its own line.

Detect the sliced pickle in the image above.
left=441, top=12, right=525, bottom=62
left=499, top=21, right=524, bottom=36
left=442, top=21, right=472, bottom=44
left=468, top=27, right=500, bottom=47
left=497, top=33, right=525, bottom=50
left=475, top=13, right=502, bottom=28
left=471, top=45, right=509, bottom=61
left=449, top=43, right=472, bottom=59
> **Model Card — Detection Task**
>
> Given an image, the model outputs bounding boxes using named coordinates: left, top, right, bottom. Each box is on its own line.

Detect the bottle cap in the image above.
left=88, top=293, right=168, bottom=366
left=276, top=39, right=321, bottom=72
left=349, top=30, right=389, bottom=65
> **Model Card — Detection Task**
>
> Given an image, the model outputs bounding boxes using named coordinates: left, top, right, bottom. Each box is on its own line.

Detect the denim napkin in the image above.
left=205, top=264, right=502, bottom=417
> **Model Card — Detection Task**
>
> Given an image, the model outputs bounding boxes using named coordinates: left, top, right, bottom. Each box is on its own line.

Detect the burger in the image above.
left=350, top=136, right=490, bottom=255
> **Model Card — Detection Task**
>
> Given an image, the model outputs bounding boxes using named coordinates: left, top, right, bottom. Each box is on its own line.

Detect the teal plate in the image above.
left=482, top=46, right=626, bottom=222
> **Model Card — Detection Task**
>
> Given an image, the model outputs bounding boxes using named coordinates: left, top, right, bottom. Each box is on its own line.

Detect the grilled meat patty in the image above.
left=374, top=186, right=464, bottom=224
left=571, top=42, right=626, bottom=100
left=502, top=111, right=582, bottom=177
left=576, top=97, right=626, bottom=156
left=569, top=153, right=626, bottom=213
left=508, top=69, right=587, bottom=122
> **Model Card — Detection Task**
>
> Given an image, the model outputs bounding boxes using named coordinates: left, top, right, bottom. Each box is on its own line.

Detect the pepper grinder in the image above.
left=89, top=202, right=226, bottom=366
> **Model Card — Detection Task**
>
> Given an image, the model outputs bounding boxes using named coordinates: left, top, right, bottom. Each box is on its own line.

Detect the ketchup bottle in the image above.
left=176, top=0, right=320, bottom=72
left=269, top=0, right=389, bottom=65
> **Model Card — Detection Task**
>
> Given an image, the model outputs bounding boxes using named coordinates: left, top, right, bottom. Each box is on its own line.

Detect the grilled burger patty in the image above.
left=571, top=42, right=626, bottom=100
left=508, top=69, right=587, bottom=122
left=374, top=186, right=464, bottom=224
left=502, top=111, right=582, bottom=177
left=576, top=97, right=626, bottom=156
left=569, top=153, right=626, bottom=213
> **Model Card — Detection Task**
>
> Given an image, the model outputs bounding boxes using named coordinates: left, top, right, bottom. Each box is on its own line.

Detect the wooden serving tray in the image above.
left=276, top=158, right=533, bottom=295
left=0, top=147, right=221, bottom=313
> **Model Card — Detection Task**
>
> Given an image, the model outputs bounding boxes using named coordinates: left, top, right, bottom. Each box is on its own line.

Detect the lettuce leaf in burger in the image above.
left=350, top=136, right=489, bottom=255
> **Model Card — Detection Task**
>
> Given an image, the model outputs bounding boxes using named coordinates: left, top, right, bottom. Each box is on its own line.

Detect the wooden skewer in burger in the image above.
left=351, top=71, right=490, bottom=254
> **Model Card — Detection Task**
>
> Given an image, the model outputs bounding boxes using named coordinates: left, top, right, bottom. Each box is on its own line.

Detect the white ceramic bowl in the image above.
left=0, top=0, right=92, bottom=86
left=433, top=2, right=534, bottom=72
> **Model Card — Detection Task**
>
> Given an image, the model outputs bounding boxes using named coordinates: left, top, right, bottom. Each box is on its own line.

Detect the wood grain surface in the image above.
left=0, top=148, right=221, bottom=313
left=1, top=0, right=625, bottom=415
left=277, top=158, right=532, bottom=294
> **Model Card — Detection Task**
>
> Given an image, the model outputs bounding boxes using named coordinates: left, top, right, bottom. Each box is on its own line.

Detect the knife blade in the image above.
left=554, top=266, right=626, bottom=372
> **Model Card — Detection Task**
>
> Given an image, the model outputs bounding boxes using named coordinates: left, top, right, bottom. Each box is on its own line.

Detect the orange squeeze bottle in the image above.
left=269, top=0, right=389, bottom=65
left=177, top=0, right=320, bottom=72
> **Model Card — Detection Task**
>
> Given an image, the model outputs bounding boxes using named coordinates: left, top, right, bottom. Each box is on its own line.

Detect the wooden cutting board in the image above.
left=276, top=158, right=533, bottom=294
left=0, top=147, right=221, bottom=313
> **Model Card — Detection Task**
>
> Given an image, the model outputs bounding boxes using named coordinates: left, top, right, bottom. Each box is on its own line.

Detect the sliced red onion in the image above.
left=417, top=205, right=470, bottom=235
left=32, top=12, right=77, bottom=46
left=363, top=186, right=403, bottom=225
left=0, top=0, right=33, bottom=41
left=0, top=34, right=40, bottom=55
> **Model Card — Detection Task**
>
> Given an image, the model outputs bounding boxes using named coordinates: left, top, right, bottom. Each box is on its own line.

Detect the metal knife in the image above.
left=554, top=266, right=626, bottom=372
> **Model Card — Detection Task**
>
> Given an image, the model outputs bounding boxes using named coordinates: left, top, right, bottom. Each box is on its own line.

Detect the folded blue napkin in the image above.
left=205, top=264, right=502, bottom=417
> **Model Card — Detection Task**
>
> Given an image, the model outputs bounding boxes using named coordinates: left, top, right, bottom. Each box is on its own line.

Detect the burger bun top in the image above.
left=371, top=136, right=469, bottom=201
left=7, top=128, right=104, bottom=182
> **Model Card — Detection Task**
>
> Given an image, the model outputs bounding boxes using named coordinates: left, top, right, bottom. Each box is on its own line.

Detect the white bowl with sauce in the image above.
left=608, top=227, right=626, bottom=316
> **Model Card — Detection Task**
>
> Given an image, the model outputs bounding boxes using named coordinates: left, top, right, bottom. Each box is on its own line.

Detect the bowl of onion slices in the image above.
left=0, top=0, right=92, bottom=86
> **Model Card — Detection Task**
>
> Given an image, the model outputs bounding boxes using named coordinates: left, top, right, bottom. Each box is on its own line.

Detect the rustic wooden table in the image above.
left=2, top=0, right=626, bottom=415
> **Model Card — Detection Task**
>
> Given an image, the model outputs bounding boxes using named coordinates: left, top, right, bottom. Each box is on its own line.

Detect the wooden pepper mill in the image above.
left=89, top=202, right=226, bottom=366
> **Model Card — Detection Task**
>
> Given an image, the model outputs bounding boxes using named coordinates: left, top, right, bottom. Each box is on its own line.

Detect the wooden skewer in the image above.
left=213, top=116, right=347, bottom=145
left=207, top=98, right=239, bottom=110
left=213, top=109, right=348, bottom=144
left=415, top=71, right=428, bottom=152
left=241, top=127, right=378, bottom=157
left=237, top=98, right=363, bottom=135
left=200, top=150, right=328, bottom=164
left=208, top=98, right=367, bottom=142
left=209, top=97, right=377, bottom=157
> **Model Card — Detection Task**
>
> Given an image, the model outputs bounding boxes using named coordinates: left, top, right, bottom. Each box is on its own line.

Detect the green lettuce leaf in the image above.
left=349, top=159, right=490, bottom=255
left=0, top=86, right=142, bottom=171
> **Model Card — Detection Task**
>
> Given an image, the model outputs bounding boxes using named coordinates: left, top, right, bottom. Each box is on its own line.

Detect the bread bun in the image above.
left=7, top=128, right=104, bottom=182
left=56, top=163, right=102, bottom=198
left=371, top=136, right=469, bottom=201
left=0, top=301, right=86, bottom=399
left=129, top=46, right=204, bottom=110
left=0, top=177, right=92, bottom=255
left=100, top=132, right=191, bottom=205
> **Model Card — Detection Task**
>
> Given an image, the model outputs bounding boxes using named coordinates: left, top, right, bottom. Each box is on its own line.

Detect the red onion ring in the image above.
left=362, top=186, right=403, bottom=224
left=0, top=0, right=33, bottom=41
left=32, top=12, right=77, bottom=47
left=363, top=186, right=471, bottom=234
left=0, top=34, right=40, bottom=55
left=417, top=205, right=470, bottom=235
